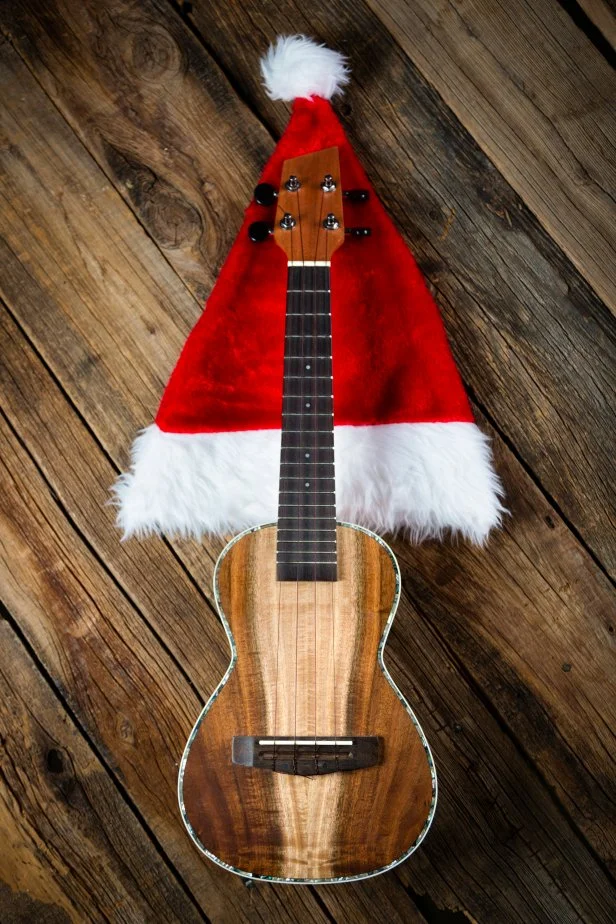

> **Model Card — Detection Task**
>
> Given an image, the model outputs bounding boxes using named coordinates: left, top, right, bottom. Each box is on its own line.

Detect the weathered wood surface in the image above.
left=3, top=344, right=615, bottom=920
left=2, top=10, right=614, bottom=871
left=0, top=620, right=203, bottom=924
left=364, top=0, right=616, bottom=311
left=0, top=352, right=340, bottom=923
left=577, top=0, right=616, bottom=49
left=1, top=0, right=615, bottom=920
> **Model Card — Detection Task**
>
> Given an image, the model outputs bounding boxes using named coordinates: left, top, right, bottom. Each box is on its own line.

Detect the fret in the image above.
left=278, top=539, right=336, bottom=546
left=278, top=560, right=337, bottom=565
left=287, top=289, right=330, bottom=293
left=277, top=550, right=337, bottom=555
left=277, top=559, right=338, bottom=563
left=288, top=266, right=330, bottom=281
left=279, top=491, right=336, bottom=495
left=284, top=359, right=332, bottom=367
left=280, top=461, right=334, bottom=466
left=283, top=394, right=334, bottom=399
left=279, top=457, right=334, bottom=466
left=283, top=383, right=335, bottom=399
left=278, top=556, right=336, bottom=561
left=278, top=504, right=336, bottom=510
left=279, top=477, right=334, bottom=482
left=278, top=550, right=337, bottom=556
left=278, top=526, right=336, bottom=535
left=282, top=444, right=334, bottom=452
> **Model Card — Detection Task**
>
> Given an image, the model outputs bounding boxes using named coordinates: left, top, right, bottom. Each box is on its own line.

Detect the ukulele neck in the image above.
left=276, top=263, right=337, bottom=582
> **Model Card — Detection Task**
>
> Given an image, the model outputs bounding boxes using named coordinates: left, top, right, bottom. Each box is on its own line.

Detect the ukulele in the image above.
left=178, top=147, right=437, bottom=883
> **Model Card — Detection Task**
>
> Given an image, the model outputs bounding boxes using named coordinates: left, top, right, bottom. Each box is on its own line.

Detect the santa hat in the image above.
left=114, top=35, right=504, bottom=543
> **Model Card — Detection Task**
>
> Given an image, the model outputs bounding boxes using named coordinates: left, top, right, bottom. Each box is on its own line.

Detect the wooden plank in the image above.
left=2, top=402, right=615, bottom=922
left=0, top=620, right=204, bottom=924
left=177, top=0, right=616, bottom=577
left=577, top=0, right=616, bottom=48
left=383, top=621, right=616, bottom=923
left=393, top=411, right=616, bottom=869
left=0, top=0, right=614, bottom=876
left=1, top=0, right=272, bottom=306
left=0, top=307, right=229, bottom=690
left=367, top=0, right=616, bottom=311
left=0, top=407, right=340, bottom=923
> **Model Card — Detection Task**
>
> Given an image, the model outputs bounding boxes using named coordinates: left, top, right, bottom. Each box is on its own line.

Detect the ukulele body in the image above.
left=178, top=522, right=436, bottom=883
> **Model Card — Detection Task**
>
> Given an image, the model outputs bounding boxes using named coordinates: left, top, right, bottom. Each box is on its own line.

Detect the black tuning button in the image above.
left=345, top=227, right=372, bottom=237
left=254, top=183, right=278, bottom=207
left=248, top=221, right=273, bottom=242
left=343, top=189, right=370, bottom=203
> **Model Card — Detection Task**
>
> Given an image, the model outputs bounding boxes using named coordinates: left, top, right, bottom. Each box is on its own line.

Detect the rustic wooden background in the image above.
left=1, top=0, right=615, bottom=921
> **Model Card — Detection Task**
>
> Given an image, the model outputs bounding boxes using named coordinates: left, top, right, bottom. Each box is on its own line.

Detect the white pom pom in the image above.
left=260, top=35, right=350, bottom=101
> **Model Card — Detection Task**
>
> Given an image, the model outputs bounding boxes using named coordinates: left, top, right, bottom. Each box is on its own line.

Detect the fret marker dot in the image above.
left=305, top=453, right=310, bottom=458
left=305, top=482, right=310, bottom=487
left=306, top=364, right=311, bottom=369
left=306, top=402, right=310, bottom=408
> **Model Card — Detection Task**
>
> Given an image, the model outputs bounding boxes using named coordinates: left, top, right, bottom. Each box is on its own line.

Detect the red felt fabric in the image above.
left=156, top=97, right=473, bottom=434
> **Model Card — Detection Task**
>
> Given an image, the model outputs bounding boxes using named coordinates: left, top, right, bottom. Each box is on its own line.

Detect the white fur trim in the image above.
left=113, top=422, right=504, bottom=544
left=260, top=35, right=350, bottom=101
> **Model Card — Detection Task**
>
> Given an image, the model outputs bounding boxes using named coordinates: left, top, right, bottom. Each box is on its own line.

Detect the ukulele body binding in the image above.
left=178, top=521, right=437, bottom=883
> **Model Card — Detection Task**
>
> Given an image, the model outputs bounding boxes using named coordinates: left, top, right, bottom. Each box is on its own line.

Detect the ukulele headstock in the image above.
left=273, top=147, right=345, bottom=262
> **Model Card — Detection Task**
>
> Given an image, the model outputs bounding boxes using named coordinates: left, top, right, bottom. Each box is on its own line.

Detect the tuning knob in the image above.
left=345, top=227, right=372, bottom=237
left=248, top=221, right=273, bottom=242
left=344, top=189, right=370, bottom=203
left=254, top=183, right=277, bottom=207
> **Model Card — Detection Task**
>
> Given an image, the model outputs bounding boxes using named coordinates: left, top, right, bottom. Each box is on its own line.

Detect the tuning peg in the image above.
left=254, top=183, right=278, bottom=207
left=345, top=227, right=372, bottom=237
left=248, top=221, right=273, bottom=242
left=343, top=189, right=370, bottom=203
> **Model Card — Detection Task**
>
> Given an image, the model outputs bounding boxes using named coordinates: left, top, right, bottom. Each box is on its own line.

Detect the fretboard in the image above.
left=276, top=265, right=337, bottom=581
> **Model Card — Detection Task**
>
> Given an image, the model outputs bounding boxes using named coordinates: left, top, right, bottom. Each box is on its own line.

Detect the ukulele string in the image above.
left=294, top=183, right=306, bottom=773
left=325, top=213, right=337, bottom=769
left=313, top=185, right=326, bottom=771
left=272, top=194, right=292, bottom=771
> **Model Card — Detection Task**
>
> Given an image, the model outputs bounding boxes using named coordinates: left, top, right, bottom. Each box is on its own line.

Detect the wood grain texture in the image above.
left=1, top=0, right=273, bottom=306
left=181, top=525, right=435, bottom=880
left=577, top=0, right=616, bottom=48
left=365, top=0, right=616, bottom=312
left=0, top=621, right=202, bottom=924
left=1, top=0, right=615, bottom=918
left=393, top=412, right=616, bottom=869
